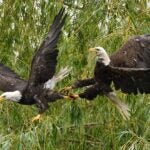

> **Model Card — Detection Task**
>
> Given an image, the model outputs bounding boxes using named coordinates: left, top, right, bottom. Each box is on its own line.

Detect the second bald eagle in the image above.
left=66, top=35, right=150, bottom=120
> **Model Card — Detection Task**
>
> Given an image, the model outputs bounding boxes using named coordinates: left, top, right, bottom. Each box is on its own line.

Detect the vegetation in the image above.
left=0, top=0, right=150, bottom=149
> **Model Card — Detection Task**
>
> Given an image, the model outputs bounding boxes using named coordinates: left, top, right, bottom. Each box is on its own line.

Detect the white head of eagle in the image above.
left=0, top=91, right=22, bottom=102
left=90, top=47, right=110, bottom=66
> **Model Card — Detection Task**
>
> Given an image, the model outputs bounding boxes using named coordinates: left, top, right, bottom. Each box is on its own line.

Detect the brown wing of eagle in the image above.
left=27, top=8, right=67, bottom=89
left=108, top=34, right=150, bottom=94
left=110, top=34, right=150, bottom=68
left=0, top=63, right=27, bottom=92
left=108, top=67, right=150, bottom=94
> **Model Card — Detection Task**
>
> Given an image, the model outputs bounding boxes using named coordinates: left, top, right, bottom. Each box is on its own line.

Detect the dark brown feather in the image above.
left=27, top=8, right=67, bottom=88
left=72, top=78, right=96, bottom=88
left=0, top=63, right=27, bottom=92
left=110, top=35, right=150, bottom=68
left=79, top=83, right=103, bottom=100
left=108, top=66, right=150, bottom=94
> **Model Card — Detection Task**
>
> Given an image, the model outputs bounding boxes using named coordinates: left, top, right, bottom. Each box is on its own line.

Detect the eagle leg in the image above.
left=60, top=78, right=96, bottom=93
left=32, top=95, right=49, bottom=122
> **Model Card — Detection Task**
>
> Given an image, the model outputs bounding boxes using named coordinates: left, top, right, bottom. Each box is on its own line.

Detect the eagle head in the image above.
left=0, top=91, right=22, bottom=102
left=89, top=47, right=110, bottom=66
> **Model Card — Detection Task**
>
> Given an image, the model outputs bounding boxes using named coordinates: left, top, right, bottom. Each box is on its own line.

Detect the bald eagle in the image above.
left=0, top=8, right=71, bottom=121
left=64, top=34, right=150, bottom=120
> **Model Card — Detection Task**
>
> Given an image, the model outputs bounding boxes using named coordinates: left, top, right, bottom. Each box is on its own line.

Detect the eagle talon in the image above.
left=31, top=114, right=41, bottom=122
left=60, top=86, right=72, bottom=94
left=69, top=93, right=79, bottom=99
left=63, top=94, right=79, bottom=100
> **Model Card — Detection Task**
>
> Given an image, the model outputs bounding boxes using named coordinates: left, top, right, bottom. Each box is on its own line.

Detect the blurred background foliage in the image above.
left=0, top=0, right=150, bottom=149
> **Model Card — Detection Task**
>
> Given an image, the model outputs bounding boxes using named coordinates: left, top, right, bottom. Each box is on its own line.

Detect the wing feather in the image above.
left=0, top=63, right=27, bottom=92
left=110, top=34, right=150, bottom=68
left=109, top=66, right=150, bottom=94
left=27, top=8, right=67, bottom=88
left=0, top=63, right=21, bottom=78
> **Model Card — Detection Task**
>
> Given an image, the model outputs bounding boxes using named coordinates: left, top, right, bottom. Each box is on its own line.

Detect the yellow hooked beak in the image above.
left=0, top=96, right=4, bottom=102
left=89, top=48, right=96, bottom=52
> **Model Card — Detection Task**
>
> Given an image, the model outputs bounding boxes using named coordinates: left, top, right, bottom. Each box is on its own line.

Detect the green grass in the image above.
left=0, top=1, right=150, bottom=149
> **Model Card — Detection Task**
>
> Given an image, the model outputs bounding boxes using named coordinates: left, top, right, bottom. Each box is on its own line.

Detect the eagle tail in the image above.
left=44, top=66, right=72, bottom=89
left=106, top=92, right=130, bottom=120
left=55, top=66, right=72, bottom=81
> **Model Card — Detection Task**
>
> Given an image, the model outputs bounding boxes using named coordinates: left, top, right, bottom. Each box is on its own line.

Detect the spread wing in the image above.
left=110, top=34, right=150, bottom=68
left=108, top=66, right=150, bottom=94
left=0, top=63, right=27, bottom=92
left=27, top=8, right=67, bottom=88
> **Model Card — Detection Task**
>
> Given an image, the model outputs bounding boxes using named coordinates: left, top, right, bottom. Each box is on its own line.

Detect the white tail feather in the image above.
left=106, top=92, right=131, bottom=120
left=44, top=66, right=72, bottom=89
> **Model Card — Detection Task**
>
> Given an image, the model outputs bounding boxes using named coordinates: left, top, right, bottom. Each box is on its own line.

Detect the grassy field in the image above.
left=0, top=1, right=150, bottom=149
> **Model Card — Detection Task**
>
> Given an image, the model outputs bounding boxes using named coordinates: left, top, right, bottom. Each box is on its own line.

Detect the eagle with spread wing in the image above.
left=0, top=8, right=72, bottom=121
left=64, top=35, right=150, bottom=120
